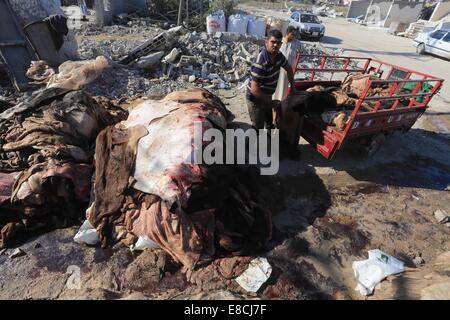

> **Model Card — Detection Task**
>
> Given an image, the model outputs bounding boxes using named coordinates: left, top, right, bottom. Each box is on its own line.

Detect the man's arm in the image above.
left=283, top=63, right=296, bottom=94
left=250, top=80, right=273, bottom=104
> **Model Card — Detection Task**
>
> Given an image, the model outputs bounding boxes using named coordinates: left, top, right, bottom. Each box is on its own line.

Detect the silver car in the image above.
left=288, top=11, right=325, bottom=41
left=414, top=29, right=450, bottom=60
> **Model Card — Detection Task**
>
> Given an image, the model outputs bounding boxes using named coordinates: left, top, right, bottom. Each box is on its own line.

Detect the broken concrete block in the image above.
left=413, top=256, right=425, bottom=267
left=135, top=51, right=165, bottom=69
left=162, top=48, right=180, bottom=64
left=200, top=33, right=208, bottom=41
left=188, top=75, right=196, bottom=83
left=434, top=209, right=450, bottom=224
left=9, top=248, right=26, bottom=259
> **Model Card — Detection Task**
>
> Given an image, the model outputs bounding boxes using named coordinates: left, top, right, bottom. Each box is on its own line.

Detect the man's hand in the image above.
left=272, top=99, right=282, bottom=119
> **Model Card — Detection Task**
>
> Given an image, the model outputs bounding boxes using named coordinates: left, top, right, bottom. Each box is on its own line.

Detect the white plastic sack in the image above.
left=228, top=14, right=248, bottom=35
left=74, top=220, right=99, bottom=245
left=206, top=10, right=226, bottom=34
left=235, top=257, right=272, bottom=292
left=247, top=17, right=266, bottom=37
left=353, top=249, right=405, bottom=296
left=130, top=236, right=160, bottom=252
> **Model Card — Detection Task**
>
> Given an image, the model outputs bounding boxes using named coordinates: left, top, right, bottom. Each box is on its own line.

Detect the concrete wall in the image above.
left=364, top=0, right=392, bottom=26
left=8, top=0, right=64, bottom=26
left=429, top=1, right=450, bottom=22
left=383, top=1, right=423, bottom=28
left=346, top=0, right=371, bottom=19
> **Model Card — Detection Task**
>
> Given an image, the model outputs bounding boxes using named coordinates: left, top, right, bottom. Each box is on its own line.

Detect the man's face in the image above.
left=286, top=31, right=296, bottom=42
left=266, top=36, right=282, bottom=55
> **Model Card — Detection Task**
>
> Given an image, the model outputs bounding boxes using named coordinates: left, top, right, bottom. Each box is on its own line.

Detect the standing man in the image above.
left=273, top=27, right=303, bottom=158
left=246, top=29, right=296, bottom=130
left=273, top=26, right=301, bottom=101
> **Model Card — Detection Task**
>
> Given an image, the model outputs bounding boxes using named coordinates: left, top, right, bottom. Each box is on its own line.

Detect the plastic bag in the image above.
left=74, top=220, right=99, bottom=245
left=130, top=236, right=160, bottom=252
left=353, top=249, right=405, bottom=296
left=235, top=257, right=272, bottom=292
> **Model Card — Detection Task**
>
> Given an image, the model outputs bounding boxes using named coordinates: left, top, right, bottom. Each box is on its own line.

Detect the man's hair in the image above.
left=286, top=26, right=298, bottom=35
left=267, top=29, right=282, bottom=40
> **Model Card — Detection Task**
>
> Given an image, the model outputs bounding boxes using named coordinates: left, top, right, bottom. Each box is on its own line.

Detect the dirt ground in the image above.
left=1, top=4, right=450, bottom=300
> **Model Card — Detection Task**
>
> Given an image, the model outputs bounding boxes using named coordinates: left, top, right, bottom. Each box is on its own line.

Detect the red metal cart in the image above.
left=290, top=53, right=444, bottom=159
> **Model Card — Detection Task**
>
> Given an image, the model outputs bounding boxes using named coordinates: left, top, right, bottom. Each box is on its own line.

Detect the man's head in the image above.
left=265, top=29, right=283, bottom=55
left=285, top=26, right=298, bottom=42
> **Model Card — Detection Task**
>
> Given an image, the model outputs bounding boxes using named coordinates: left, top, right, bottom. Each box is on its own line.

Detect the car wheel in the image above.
left=416, top=43, right=426, bottom=55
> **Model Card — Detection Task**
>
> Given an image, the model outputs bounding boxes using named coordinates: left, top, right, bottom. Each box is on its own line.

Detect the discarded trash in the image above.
left=162, top=48, right=180, bottom=64
left=26, top=61, right=56, bottom=85
left=434, top=209, right=450, bottom=225
left=413, top=255, right=425, bottom=267
left=74, top=220, right=99, bottom=245
left=235, top=257, right=272, bottom=293
left=130, top=236, right=160, bottom=252
left=353, top=249, right=405, bottom=296
left=9, top=248, right=26, bottom=259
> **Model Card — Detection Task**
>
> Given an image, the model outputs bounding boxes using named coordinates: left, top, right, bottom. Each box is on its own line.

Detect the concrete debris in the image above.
left=26, top=61, right=56, bottom=85
left=313, top=5, right=344, bottom=18
left=135, top=51, right=165, bottom=69
left=162, top=48, right=180, bottom=64
left=9, top=248, right=26, bottom=259
left=413, top=256, right=425, bottom=267
left=434, top=209, right=450, bottom=225
left=13, top=16, right=342, bottom=102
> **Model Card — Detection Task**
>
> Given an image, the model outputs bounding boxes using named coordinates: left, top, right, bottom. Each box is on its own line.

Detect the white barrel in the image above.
left=247, top=17, right=266, bottom=37
left=227, top=14, right=248, bottom=34
left=206, top=10, right=226, bottom=34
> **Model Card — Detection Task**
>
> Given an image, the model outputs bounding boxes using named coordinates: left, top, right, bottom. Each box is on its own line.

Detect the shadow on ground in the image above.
left=277, top=128, right=450, bottom=191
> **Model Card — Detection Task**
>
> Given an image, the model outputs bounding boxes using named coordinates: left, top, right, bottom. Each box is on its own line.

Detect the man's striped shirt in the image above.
left=246, top=47, right=289, bottom=102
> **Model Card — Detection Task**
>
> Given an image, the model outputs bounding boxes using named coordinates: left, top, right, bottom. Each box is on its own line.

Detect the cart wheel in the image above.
left=416, top=43, right=426, bottom=55
left=364, top=134, right=385, bottom=158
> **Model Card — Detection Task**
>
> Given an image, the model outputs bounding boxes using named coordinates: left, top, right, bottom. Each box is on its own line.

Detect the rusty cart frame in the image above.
left=289, top=53, right=444, bottom=159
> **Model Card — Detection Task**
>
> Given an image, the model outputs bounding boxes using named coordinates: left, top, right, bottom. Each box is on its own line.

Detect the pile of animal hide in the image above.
left=85, top=88, right=272, bottom=269
left=26, top=56, right=111, bottom=90
left=0, top=87, right=126, bottom=248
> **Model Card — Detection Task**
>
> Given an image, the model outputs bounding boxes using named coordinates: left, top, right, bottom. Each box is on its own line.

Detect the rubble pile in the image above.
left=76, top=22, right=265, bottom=99
left=175, top=31, right=263, bottom=84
